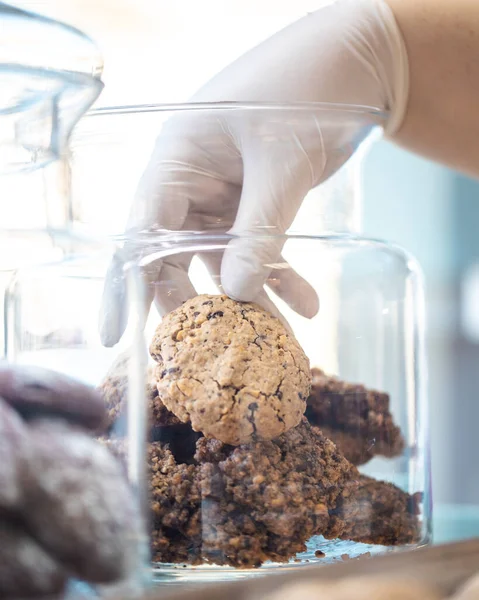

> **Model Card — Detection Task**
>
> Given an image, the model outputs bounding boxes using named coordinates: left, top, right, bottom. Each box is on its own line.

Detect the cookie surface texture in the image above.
left=150, top=295, right=311, bottom=445
left=24, top=419, right=137, bottom=583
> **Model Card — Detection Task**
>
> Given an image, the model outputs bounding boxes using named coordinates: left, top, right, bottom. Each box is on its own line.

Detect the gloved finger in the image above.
left=200, top=248, right=317, bottom=318
left=125, top=133, right=191, bottom=234
left=99, top=142, right=193, bottom=347
left=23, top=419, right=138, bottom=585
left=149, top=206, right=230, bottom=316
left=195, top=251, right=224, bottom=293
left=99, top=213, right=187, bottom=348
left=99, top=250, right=129, bottom=348
left=197, top=251, right=293, bottom=330
left=100, top=245, right=163, bottom=348
left=153, top=252, right=197, bottom=316
left=0, top=517, right=67, bottom=599
left=140, top=254, right=163, bottom=322
left=265, top=257, right=319, bottom=319
left=222, top=142, right=319, bottom=310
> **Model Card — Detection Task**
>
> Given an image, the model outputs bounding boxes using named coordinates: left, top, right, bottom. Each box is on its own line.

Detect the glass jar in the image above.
left=0, top=2, right=103, bottom=173
left=67, top=104, right=431, bottom=583
left=0, top=1, right=105, bottom=352
left=3, top=235, right=150, bottom=596
left=0, top=1, right=104, bottom=351
left=0, top=7, right=151, bottom=596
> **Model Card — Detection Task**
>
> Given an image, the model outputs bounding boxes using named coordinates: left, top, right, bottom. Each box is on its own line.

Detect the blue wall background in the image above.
left=363, top=140, right=479, bottom=505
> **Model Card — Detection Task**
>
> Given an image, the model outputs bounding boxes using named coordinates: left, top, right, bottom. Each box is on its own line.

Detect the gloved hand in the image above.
left=100, top=0, right=409, bottom=347
left=0, top=362, right=136, bottom=599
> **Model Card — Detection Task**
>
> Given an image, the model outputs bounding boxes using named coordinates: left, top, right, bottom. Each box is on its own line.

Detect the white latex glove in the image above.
left=100, top=0, right=409, bottom=347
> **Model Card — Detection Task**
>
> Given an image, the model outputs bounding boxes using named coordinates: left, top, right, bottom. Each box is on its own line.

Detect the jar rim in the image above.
left=86, top=101, right=387, bottom=120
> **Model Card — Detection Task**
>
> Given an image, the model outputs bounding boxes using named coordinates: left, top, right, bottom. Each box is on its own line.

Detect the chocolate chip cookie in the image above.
left=0, top=362, right=106, bottom=431
left=306, top=369, right=405, bottom=464
left=0, top=518, right=67, bottom=598
left=105, top=419, right=355, bottom=568
left=24, top=419, right=138, bottom=583
left=149, top=294, right=311, bottom=445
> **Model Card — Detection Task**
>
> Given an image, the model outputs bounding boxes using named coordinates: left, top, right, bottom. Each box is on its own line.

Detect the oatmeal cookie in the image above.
left=98, top=352, right=181, bottom=431
left=149, top=294, right=311, bottom=445
left=105, top=419, right=355, bottom=568
left=306, top=369, right=405, bottom=464
left=326, top=474, right=422, bottom=546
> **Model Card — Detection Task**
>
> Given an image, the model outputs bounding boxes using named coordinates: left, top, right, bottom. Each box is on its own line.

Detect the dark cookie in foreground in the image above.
left=306, top=369, right=405, bottom=464
left=105, top=419, right=354, bottom=568
left=0, top=362, right=106, bottom=430
left=24, top=419, right=138, bottom=584
left=0, top=397, right=31, bottom=509
left=0, top=517, right=67, bottom=598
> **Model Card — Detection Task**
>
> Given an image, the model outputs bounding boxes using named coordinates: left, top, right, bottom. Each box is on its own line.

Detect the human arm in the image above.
left=386, top=0, right=479, bottom=177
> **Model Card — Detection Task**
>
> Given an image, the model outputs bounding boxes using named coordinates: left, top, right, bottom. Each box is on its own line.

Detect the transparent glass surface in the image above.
left=68, top=102, right=383, bottom=238
left=0, top=3, right=103, bottom=173
left=65, top=103, right=430, bottom=583
left=0, top=229, right=98, bottom=357
left=0, top=3, right=103, bottom=77
left=3, top=240, right=150, bottom=596
left=0, top=67, right=103, bottom=173
left=92, top=232, right=430, bottom=583
left=0, top=158, right=72, bottom=231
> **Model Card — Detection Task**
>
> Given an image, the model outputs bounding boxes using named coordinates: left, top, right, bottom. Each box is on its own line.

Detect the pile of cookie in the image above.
left=0, top=363, right=137, bottom=599
left=100, top=294, right=422, bottom=569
